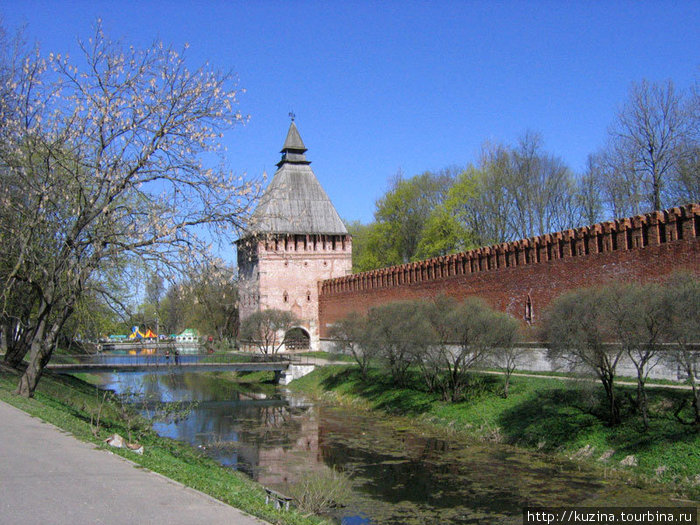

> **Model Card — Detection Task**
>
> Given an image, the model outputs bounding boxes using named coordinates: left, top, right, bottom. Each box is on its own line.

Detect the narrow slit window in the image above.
left=524, top=294, right=534, bottom=325
left=658, top=223, right=667, bottom=243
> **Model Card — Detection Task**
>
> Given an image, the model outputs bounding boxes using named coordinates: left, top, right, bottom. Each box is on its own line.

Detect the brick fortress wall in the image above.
left=318, top=204, right=700, bottom=338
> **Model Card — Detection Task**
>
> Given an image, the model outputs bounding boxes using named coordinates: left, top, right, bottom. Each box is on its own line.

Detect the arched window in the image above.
left=283, top=291, right=288, bottom=303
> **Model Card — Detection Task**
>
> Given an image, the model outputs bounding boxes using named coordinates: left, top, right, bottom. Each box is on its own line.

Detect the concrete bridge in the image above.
left=46, top=353, right=315, bottom=385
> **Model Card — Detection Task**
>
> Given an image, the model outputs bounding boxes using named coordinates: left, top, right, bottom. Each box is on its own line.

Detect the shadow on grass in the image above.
left=496, top=383, right=699, bottom=455
left=320, top=367, right=503, bottom=416
left=321, top=367, right=437, bottom=415
left=315, top=365, right=699, bottom=470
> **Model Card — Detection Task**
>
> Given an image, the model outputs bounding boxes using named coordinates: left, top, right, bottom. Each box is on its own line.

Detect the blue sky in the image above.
left=3, top=1, right=699, bottom=228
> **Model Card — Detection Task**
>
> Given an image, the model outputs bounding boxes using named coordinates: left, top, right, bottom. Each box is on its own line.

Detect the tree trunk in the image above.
left=601, top=374, right=620, bottom=425
left=16, top=303, right=72, bottom=398
left=637, top=372, right=649, bottom=429
left=4, top=298, right=52, bottom=368
left=15, top=318, right=48, bottom=397
left=689, top=367, right=700, bottom=425
left=3, top=339, right=29, bottom=369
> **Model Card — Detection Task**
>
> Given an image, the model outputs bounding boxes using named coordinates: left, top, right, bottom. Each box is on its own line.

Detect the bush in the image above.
left=286, top=468, right=353, bottom=515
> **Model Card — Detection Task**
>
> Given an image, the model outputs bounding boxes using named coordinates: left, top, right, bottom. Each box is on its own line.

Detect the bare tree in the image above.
left=507, top=131, right=579, bottom=239
left=365, top=301, right=433, bottom=386
left=328, top=311, right=373, bottom=379
left=238, top=309, right=297, bottom=355
left=605, top=283, right=665, bottom=428
left=660, top=273, right=700, bottom=425
left=486, top=317, right=523, bottom=398
left=453, top=135, right=581, bottom=248
left=0, top=22, right=256, bottom=396
left=543, top=287, right=624, bottom=425
left=463, top=144, right=515, bottom=245
left=605, top=79, right=691, bottom=213
left=577, top=155, right=605, bottom=226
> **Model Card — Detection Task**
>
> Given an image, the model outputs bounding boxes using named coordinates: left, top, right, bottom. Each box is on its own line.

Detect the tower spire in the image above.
left=277, top=118, right=309, bottom=167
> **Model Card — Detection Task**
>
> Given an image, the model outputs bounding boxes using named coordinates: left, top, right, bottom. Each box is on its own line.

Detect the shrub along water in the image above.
left=330, top=296, right=520, bottom=401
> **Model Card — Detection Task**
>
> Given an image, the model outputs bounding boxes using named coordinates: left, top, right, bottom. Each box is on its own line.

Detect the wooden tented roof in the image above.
left=245, top=120, right=347, bottom=236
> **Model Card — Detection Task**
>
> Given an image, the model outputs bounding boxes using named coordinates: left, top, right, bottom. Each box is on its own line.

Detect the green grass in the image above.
left=0, top=367, right=327, bottom=525
left=232, top=370, right=276, bottom=383
left=290, top=365, right=700, bottom=500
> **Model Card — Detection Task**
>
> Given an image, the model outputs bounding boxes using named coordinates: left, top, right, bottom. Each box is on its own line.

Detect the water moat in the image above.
left=97, top=370, right=691, bottom=524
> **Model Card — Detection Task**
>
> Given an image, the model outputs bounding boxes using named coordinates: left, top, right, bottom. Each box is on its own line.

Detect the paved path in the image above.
left=0, top=401, right=268, bottom=525
left=308, top=356, right=693, bottom=391
left=478, top=369, right=694, bottom=390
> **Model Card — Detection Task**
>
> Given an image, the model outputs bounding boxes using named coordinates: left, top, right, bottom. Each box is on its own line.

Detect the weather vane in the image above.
left=289, top=111, right=296, bottom=122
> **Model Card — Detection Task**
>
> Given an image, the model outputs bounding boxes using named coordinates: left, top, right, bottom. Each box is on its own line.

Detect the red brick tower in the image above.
left=237, top=120, right=352, bottom=351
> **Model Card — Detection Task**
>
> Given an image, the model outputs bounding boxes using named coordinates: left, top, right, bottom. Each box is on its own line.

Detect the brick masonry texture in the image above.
left=318, top=204, right=700, bottom=337
left=238, top=233, right=353, bottom=348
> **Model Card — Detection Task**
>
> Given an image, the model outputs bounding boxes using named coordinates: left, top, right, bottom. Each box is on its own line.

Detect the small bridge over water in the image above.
left=46, top=353, right=315, bottom=384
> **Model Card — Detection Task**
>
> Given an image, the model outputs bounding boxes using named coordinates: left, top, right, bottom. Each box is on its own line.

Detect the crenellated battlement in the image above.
left=255, top=233, right=352, bottom=254
left=320, top=203, right=699, bottom=296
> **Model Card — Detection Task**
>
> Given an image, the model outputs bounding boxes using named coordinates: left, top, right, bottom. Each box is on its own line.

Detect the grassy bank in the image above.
left=289, top=365, right=700, bottom=501
left=0, top=367, right=326, bottom=525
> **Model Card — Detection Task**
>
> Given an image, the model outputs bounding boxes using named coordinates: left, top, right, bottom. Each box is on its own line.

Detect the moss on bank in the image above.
left=0, top=368, right=327, bottom=525
left=289, top=365, right=700, bottom=501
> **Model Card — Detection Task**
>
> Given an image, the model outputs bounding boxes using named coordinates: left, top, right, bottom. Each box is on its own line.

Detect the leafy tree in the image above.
left=153, top=261, right=238, bottom=341
left=449, top=159, right=513, bottom=246
left=181, top=261, right=238, bottom=342
left=345, top=220, right=400, bottom=272
left=0, top=22, right=255, bottom=396
left=145, top=273, right=165, bottom=333
left=447, top=137, right=580, bottom=247
left=374, top=169, right=455, bottom=264
left=238, top=309, right=298, bottom=355
left=59, top=291, right=123, bottom=348
left=414, top=204, right=473, bottom=260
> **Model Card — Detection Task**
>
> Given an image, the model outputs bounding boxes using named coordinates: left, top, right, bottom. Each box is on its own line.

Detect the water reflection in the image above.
left=98, top=372, right=685, bottom=525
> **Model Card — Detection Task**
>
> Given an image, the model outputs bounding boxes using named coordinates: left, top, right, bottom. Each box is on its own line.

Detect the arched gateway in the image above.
left=236, top=119, right=352, bottom=352
left=284, top=327, right=311, bottom=351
